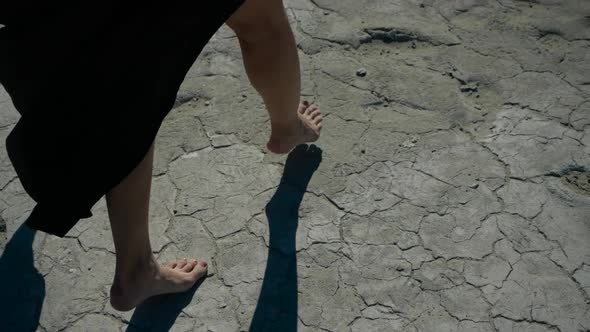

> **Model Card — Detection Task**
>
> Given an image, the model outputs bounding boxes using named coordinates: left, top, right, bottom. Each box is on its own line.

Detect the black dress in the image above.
left=0, top=0, right=246, bottom=237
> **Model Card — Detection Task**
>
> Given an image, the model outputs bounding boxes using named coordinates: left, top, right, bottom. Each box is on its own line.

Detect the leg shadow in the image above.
left=0, top=223, right=46, bottom=331
left=250, top=144, right=322, bottom=332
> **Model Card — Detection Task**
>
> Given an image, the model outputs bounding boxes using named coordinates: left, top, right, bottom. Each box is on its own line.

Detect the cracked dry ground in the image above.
left=1, top=0, right=590, bottom=331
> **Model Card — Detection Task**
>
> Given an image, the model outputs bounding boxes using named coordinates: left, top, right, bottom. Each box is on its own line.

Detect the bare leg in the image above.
left=226, top=0, right=323, bottom=154
left=106, top=140, right=208, bottom=311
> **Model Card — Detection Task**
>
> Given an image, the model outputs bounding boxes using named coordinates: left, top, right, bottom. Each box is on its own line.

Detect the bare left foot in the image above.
left=109, top=256, right=208, bottom=311
left=266, top=100, right=323, bottom=154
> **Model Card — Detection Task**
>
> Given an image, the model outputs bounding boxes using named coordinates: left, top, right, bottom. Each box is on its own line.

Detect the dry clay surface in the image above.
left=1, top=0, right=590, bottom=331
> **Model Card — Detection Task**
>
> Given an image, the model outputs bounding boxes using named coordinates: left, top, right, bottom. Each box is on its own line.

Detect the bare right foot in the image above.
left=110, top=257, right=208, bottom=311
left=266, top=100, right=323, bottom=154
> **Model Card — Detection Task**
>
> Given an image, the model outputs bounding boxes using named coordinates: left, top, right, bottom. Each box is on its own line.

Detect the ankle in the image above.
left=113, top=254, right=158, bottom=286
left=271, top=119, right=300, bottom=135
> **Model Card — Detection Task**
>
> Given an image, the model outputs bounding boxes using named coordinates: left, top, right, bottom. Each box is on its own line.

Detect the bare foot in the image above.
left=266, top=100, right=323, bottom=154
left=110, top=257, right=208, bottom=311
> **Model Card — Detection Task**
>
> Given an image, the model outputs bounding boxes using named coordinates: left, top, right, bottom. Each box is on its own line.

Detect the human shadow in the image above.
left=249, top=144, right=323, bottom=332
left=126, top=279, right=203, bottom=331
left=126, top=144, right=321, bottom=332
left=0, top=223, right=46, bottom=331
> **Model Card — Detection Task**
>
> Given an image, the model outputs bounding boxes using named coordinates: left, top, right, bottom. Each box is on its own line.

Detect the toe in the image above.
left=192, top=264, right=208, bottom=277
left=198, top=261, right=208, bottom=267
left=310, top=109, right=321, bottom=119
left=304, top=105, right=317, bottom=115
left=183, top=263, right=208, bottom=284
left=298, top=101, right=310, bottom=114
left=176, top=258, right=188, bottom=269
left=182, top=260, right=198, bottom=272
left=167, top=261, right=178, bottom=269
left=314, top=116, right=323, bottom=125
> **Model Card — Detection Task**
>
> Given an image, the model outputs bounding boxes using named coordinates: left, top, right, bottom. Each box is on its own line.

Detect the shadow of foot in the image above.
left=280, top=144, right=323, bottom=191
left=126, top=277, right=205, bottom=331
left=250, top=144, right=322, bottom=332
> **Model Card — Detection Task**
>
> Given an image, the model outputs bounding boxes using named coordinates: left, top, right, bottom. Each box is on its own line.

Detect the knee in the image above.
left=225, top=0, right=291, bottom=44
left=230, top=21, right=281, bottom=44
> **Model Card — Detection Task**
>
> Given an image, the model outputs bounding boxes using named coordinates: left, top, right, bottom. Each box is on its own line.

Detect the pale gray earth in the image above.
left=1, top=0, right=590, bottom=331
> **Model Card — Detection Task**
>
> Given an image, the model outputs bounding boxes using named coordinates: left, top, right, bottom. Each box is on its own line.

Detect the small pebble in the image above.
left=205, top=101, right=210, bottom=106
left=401, top=140, right=416, bottom=148
left=359, top=35, right=373, bottom=43
left=323, top=10, right=330, bottom=15
left=211, top=135, right=232, bottom=148
left=69, top=268, right=76, bottom=274
left=356, top=68, right=367, bottom=77
left=469, top=183, right=479, bottom=189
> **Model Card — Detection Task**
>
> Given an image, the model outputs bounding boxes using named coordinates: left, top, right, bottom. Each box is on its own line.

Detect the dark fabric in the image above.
left=1, top=0, right=246, bottom=237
